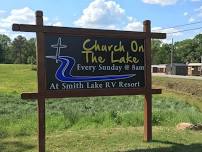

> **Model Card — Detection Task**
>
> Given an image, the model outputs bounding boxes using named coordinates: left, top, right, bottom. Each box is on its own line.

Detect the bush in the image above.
left=121, top=112, right=143, bottom=127
left=153, top=111, right=165, bottom=125
left=110, top=111, right=122, bottom=125
left=62, top=108, right=80, bottom=128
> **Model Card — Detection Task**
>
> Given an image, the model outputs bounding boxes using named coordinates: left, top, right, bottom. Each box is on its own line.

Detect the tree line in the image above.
left=0, top=34, right=36, bottom=64
left=152, top=34, right=202, bottom=64
left=0, top=34, right=202, bottom=64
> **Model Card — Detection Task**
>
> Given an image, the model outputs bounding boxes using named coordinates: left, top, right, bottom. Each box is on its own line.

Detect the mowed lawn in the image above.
left=0, top=64, right=202, bottom=152
left=0, top=64, right=37, bottom=93
left=1, top=127, right=202, bottom=152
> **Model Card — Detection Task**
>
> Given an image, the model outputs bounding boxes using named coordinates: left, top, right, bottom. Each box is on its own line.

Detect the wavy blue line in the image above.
left=46, top=56, right=135, bottom=82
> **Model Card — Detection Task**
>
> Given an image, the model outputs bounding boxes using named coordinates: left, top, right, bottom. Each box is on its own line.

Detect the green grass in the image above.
left=0, top=64, right=202, bottom=151
left=153, top=76, right=202, bottom=98
left=1, top=127, right=202, bottom=152
left=1, top=93, right=202, bottom=137
left=0, top=64, right=36, bottom=93
left=153, top=76, right=202, bottom=111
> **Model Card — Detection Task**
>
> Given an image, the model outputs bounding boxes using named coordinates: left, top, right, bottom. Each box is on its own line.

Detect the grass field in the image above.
left=0, top=64, right=202, bottom=152
left=1, top=127, right=202, bottom=152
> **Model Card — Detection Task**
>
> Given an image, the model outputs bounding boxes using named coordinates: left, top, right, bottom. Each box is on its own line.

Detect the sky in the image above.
left=0, top=0, right=202, bottom=43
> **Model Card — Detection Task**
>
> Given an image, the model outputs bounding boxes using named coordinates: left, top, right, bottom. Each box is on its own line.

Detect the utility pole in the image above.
left=201, top=56, right=202, bottom=76
left=170, top=38, right=174, bottom=75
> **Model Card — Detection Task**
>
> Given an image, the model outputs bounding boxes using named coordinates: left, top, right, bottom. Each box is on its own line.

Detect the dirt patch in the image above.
left=176, top=123, right=202, bottom=131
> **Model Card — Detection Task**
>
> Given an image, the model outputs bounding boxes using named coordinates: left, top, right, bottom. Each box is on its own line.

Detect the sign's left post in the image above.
left=36, top=11, right=46, bottom=152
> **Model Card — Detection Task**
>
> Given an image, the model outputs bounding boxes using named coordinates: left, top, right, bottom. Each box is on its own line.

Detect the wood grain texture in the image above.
left=12, top=24, right=166, bottom=39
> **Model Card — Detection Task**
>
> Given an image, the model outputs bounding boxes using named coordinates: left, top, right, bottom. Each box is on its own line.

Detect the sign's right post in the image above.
left=143, top=20, right=152, bottom=142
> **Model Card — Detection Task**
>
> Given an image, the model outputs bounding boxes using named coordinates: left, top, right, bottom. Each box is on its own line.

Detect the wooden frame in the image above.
left=21, top=89, right=162, bottom=99
left=12, top=10, right=166, bottom=152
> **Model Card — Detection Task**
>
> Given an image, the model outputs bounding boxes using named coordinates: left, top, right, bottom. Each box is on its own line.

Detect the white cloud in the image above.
left=2, top=7, right=35, bottom=25
left=183, top=12, right=188, bottom=16
left=182, top=5, right=202, bottom=23
left=185, top=5, right=202, bottom=23
left=188, top=17, right=195, bottom=22
left=0, top=28, right=6, bottom=33
left=74, top=0, right=184, bottom=41
left=0, top=7, right=62, bottom=39
left=0, top=7, right=35, bottom=38
left=0, top=10, right=6, bottom=15
left=74, top=0, right=144, bottom=32
left=194, top=6, right=202, bottom=12
left=152, top=27, right=182, bottom=43
left=152, top=27, right=182, bottom=36
left=52, top=21, right=63, bottom=26
left=74, top=0, right=126, bottom=29
left=195, top=6, right=202, bottom=17
left=142, top=0, right=178, bottom=6
left=124, top=19, right=143, bottom=31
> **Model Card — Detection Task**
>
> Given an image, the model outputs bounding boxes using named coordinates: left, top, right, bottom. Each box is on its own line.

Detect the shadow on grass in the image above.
left=118, top=140, right=202, bottom=152
left=0, top=141, right=35, bottom=152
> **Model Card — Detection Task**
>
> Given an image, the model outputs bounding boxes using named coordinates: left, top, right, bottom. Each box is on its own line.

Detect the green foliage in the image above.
left=25, top=38, right=36, bottom=64
left=153, top=76, right=202, bottom=111
left=0, top=45, right=4, bottom=63
left=0, top=34, right=11, bottom=63
left=151, top=40, right=170, bottom=64
left=62, top=107, right=81, bottom=128
left=1, top=92, right=202, bottom=138
left=0, top=34, right=36, bottom=64
left=0, top=64, right=202, bottom=137
left=175, top=39, right=194, bottom=63
left=110, top=110, right=122, bottom=125
left=151, top=34, right=202, bottom=64
left=10, top=35, right=36, bottom=64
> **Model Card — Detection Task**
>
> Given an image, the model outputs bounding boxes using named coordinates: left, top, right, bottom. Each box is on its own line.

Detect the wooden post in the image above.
left=143, top=20, right=152, bottom=142
left=36, top=11, right=46, bottom=152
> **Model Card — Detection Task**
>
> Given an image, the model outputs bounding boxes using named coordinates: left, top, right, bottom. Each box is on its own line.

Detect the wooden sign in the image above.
left=45, top=35, right=145, bottom=90
left=12, top=10, right=166, bottom=152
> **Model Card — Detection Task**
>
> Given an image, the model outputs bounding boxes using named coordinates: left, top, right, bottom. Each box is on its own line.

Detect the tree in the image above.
left=0, top=34, right=11, bottom=63
left=151, top=40, right=170, bottom=64
left=175, top=39, right=192, bottom=63
left=0, top=45, right=3, bottom=63
left=157, top=43, right=171, bottom=64
left=193, top=34, right=202, bottom=62
left=25, top=38, right=36, bottom=64
left=151, top=40, right=162, bottom=64
left=174, top=34, right=202, bottom=63
left=1, top=35, right=36, bottom=64
left=11, top=35, right=27, bottom=64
